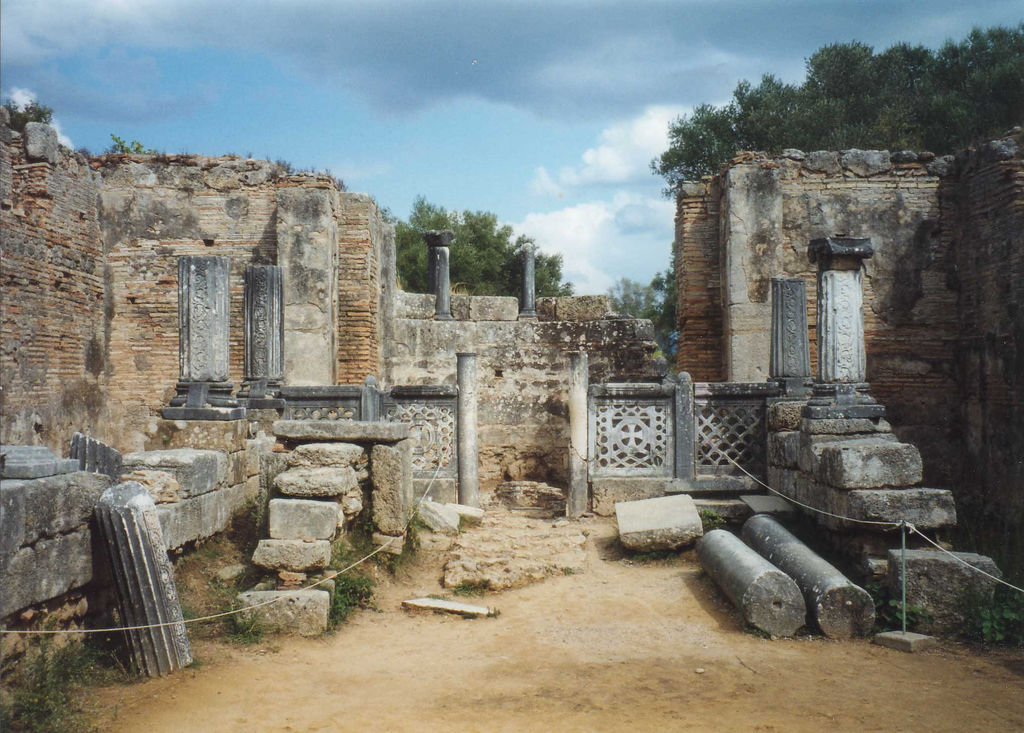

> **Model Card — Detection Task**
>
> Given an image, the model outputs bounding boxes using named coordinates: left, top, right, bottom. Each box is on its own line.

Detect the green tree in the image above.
left=2, top=97, right=53, bottom=132
left=608, top=260, right=677, bottom=358
left=653, top=24, right=1024, bottom=193
left=394, top=197, right=573, bottom=297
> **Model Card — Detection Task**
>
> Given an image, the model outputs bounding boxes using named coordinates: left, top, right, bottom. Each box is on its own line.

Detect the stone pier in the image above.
left=163, top=256, right=244, bottom=420
left=769, top=277, right=811, bottom=396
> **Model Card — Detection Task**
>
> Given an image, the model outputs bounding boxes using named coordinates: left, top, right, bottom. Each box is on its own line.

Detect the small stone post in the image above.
left=94, top=482, right=192, bottom=677
left=240, top=264, right=284, bottom=408
left=425, top=229, right=455, bottom=320
left=769, top=277, right=811, bottom=395
left=567, top=351, right=589, bottom=518
left=519, top=242, right=537, bottom=318
left=456, top=352, right=480, bottom=507
left=673, top=372, right=695, bottom=483
left=806, top=237, right=882, bottom=417
left=163, top=256, right=244, bottom=419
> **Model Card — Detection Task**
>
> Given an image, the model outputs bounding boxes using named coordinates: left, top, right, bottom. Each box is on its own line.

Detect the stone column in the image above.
left=240, top=265, right=285, bottom=408
left=519, top=242, right=537, bottom=319
left=94, top=482, right=192, bottom=677
left=567, top=351, right=589, bottom=518
left=769, top=277, right=811, bottom=396
left=425, top=229, right=454, bottom=320
left=163, top=256, right=244, bottom=419
left=456, top=353, right=480, bottom=507
left=426, top=246, right=439, bottom=295
left=806, top=237, right=882, bottom=418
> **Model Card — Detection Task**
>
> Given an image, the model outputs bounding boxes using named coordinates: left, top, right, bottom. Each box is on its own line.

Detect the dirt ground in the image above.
left=90, top=517, right=1024, bottom=732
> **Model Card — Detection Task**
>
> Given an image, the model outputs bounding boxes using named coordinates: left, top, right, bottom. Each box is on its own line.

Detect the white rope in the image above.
left=1, top=460, right=443, bottom=637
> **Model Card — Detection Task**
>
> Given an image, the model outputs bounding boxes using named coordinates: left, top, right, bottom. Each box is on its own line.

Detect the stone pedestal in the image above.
left=239, top=265, right=285, bottom=409
left=425, top=229, right=454, bottom=320
left=769, top=277, right=811, bottom=396
left=519, top=242, right=537, bottom=319
left=456, top=352, right=480, bottom=507
left=164, top=256, right=244, bottom=420
left=94, top=482, right=192, bottom=677
left=567, top=351, right=589, bottom=518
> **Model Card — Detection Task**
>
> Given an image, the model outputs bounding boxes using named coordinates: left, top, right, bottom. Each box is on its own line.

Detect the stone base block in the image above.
left=268, top=498, right=340, bottom=541
left=873, top=631, right=938, bottom=653
left=287, top=442, right=365, bottom=468
left=767, top=401, right=805, bottom=431
left=122, top=449, right=227, bottom=498
left=273, top=420, right=410, bottom=443
left=591, top=478, right=667, bottom=516
left=0, top=446, right=79, bottom=479
left=161, top=406, right=247, bottom=421
left=798, top=432, right=898, bottom=474
left=768, top=431, right=800, bottom=469
left=252, top=539, right=331, bottom=572
left=887, top=549, right=1001, bottom=634
left=800, top=417, right=891, bottom=435
left=842, top=488, right=956, bottom=528
left=146, top=418, right=247, bottom=452
left=616, top=494, right=703, bottom=551
left=237, top=590, right=329, bottom=636
left=156, top=482, right=249, bottom=550
left=274, top=466, right=358, bottom=497
left=814, top=438, right=923, bottom=489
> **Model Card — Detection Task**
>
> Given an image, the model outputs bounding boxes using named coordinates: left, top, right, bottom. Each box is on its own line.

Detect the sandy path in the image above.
left=92, top=519, right=1024, bottom=732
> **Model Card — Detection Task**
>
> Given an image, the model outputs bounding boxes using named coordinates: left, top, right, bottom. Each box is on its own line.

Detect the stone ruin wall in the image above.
left=1, top=119, right=390, bottom=453
left=384, top=293, right=661, bottom=490
left=675, top=136, right=1024, bottom=534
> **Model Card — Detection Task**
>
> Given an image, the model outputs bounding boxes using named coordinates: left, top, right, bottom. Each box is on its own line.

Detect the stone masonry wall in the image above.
left=385, top=293, right=661, bottom=489
left=675, top=150, right=961, bottom=485
left=0, top=121, right=115, bottom=450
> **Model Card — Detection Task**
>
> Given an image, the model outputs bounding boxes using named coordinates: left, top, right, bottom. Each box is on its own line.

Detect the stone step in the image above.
left=252, top=539, right=331, bottom=572
left=274, top=465, right=358, bottom=497
left=268, top=498, right=340, bottom=541
left=236, top=590, right=329, bottom=636
left=286, top=442, right=365, bottom=469
left=615, top=494, right=703, bottom=551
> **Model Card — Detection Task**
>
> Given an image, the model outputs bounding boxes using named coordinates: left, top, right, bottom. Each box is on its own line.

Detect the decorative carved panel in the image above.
left=385, top=401, right=457, bottom=477
left=590, top=399, right=673, bottom=477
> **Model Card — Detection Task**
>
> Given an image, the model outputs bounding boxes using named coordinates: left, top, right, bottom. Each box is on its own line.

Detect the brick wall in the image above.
left=0, top=127, right=108, bottom=450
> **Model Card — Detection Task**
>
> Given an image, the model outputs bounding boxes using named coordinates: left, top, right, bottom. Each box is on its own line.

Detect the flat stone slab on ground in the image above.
left=401, top=597, right=496, bottom=618
left=417, top=498, right=461, bottom=534
left=873, top=631, right=938, bottom=653
left=741, top=494, right=797, bottom=515
left=372, top=532, right=405, bottom=555
left=236, top=590, right=329, bottom=636
left=445, top=503, right=484, bottom=526
left=616, top=494, right=703, bottom=551
left=493, top=481, right=566, bottom=514
left=274, top=420, right=410, bottom=443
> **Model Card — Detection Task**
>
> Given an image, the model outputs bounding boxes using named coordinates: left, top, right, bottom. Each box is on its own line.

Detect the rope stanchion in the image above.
left=1, top=460, right=444, bottom=637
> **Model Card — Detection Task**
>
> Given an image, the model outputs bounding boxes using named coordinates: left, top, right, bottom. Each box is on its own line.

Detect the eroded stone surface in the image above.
left=251, top=539, right=331, bottom=572
left=616, top=494, right=703, bottom=551
left=268, top=498, right=339, bottom=541
left=237, top=590, right=329, bottom=636
left=122, top=448, right=227, bottom=498
left=274, top=466, right=358, bottom=497
left=287, top=442, right=365, bottom=469
left=814, top=439, right=923, bottom=489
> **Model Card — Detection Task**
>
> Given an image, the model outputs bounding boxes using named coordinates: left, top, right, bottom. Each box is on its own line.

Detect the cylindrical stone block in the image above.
left=770, top=277, right=811, bottom=379
left=817, top=269, right=867, bottom=383
left=244, top=265, right=284, bottom=384
left=94, top=482, right=192, bottom=677
left=178, top=256, right=231, bottom=382
left=519, top=243, right=537, bottom=318
left=457, top=352, right=480, bottom=507
left=567, top=351, right=589, bottom=518
left=696, top=529, right=806, bottom=637
left=742, top=514, right=875, bottom=638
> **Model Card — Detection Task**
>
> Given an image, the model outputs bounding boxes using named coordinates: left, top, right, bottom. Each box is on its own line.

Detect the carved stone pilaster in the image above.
left=769, top=277, right=811, bottom=396
left=240, top=265, right=285, bottom=409
left=164, top=256, right=244, bottom=420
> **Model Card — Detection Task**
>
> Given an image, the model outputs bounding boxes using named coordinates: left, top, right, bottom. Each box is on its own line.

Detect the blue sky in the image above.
left=4, top=1, right=1021, bottom=293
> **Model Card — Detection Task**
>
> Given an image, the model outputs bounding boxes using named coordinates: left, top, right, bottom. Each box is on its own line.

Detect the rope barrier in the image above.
left=0, top=459, right=444, bottom=637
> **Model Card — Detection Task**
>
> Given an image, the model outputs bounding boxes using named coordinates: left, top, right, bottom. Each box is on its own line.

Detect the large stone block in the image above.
left=1, top=531, right=94, bottom=617
left=842, top=488, right=956, bottom=529
left=416, top=498, right=461, bottom=535
left=797, top=431, right=898, bottom=474
left=887, top=549, right=1002, bottom=634
left=146, top=418, right=247, bottom=452
left=0, top=445, right=79, bottom=479
left=469, top=296, right=518, bottom=321
left=268, top=498, right=339, bottom=541
left=768, top=431, right=800, bottom=469
left=616, top=494, right=703, bottom=551
left=0, top=481, right=27, bottom=558
left=274, top=466, right=358, bottom=497
left=537, top=295, right=612, bottom=321
left=273, top=420, right=410, bottom=443
left=120, top=470, right=182, bottom=504
left=814, top=439, right=923, bottom=489
left=287, top=442, right=365, bottom=468
left=591, top=477, right=667, bottom=516
left=237, top=590, right=329, bottom=636
left=252, top=539, right=331, bottom=572
left=12, top=472, right=110, bottom=544
left=799, top=417, right=891, bottom=435
left=767, top=401, right=804, bottom=431
left=371, top=441, right=413, bottom=535
left=156, top=482, right=249, bottom=550
left=24, top=122, right=59, bottom=164
left=122, top=449, right=227, bottom=498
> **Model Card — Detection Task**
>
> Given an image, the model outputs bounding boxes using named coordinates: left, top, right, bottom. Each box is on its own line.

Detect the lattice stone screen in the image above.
left=589, top=384, right=676, bottom=478
left=693, top=383, right=778, bottom=477
left=383, top=387, right=458, bottom=479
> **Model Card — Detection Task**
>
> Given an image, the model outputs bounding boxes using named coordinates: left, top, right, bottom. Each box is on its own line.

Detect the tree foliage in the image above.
left=2, top=97, right=53, bottom=132
left=654, top=24, right=1024, bottom=192
left=393, top=197, right=573, bottom=297
left=608, top=259, right=677, bottom=358
left=107, top=134, right=158, bottom=154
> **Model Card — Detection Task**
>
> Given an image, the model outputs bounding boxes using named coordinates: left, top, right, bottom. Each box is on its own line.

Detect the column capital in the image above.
left=809, top=236, right=873, bottom=271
